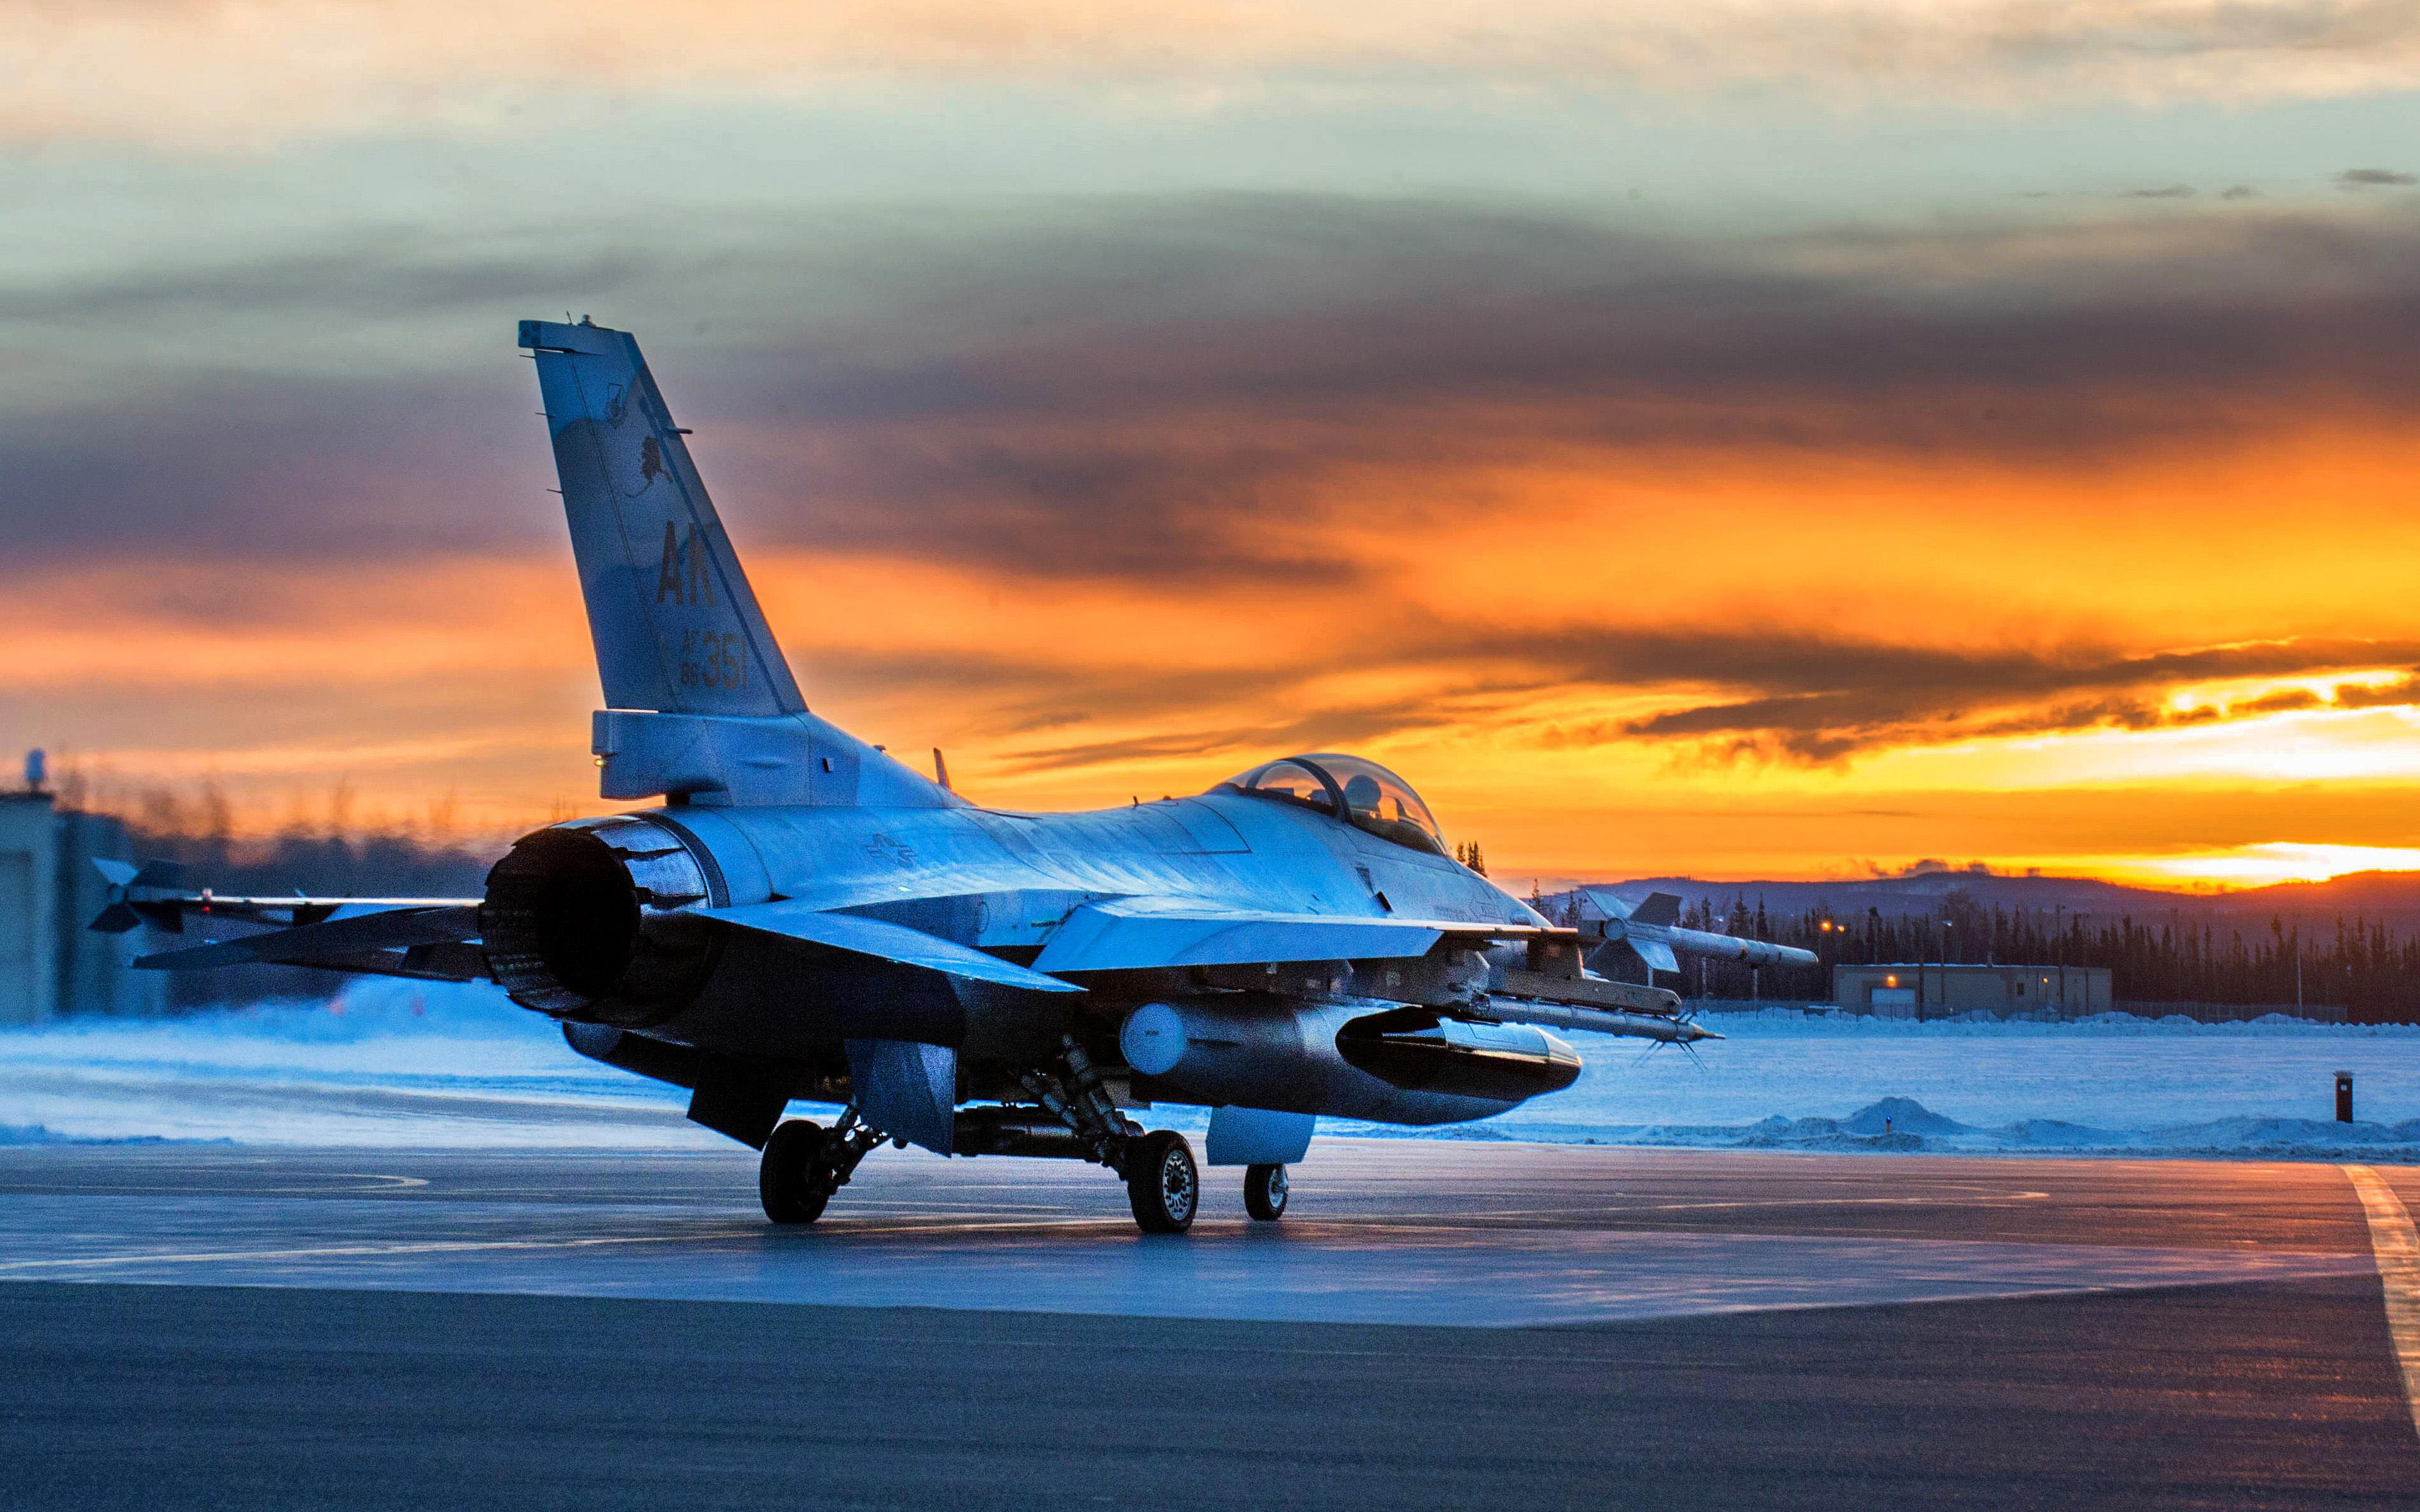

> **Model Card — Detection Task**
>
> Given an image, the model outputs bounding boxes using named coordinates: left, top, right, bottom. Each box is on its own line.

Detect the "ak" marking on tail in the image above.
left=656, top=520, right=718, bottom=607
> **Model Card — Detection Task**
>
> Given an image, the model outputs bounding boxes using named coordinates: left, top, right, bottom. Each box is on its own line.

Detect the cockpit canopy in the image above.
left=1214, top=753, right=1448, bottom=857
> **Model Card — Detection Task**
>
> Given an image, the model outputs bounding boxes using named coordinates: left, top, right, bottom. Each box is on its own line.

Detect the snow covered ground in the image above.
left=0, top=982, right=703, bottom=1149
left=2, top=982, right=2416, bottom=1160
left=1416, top=1007, right=2420, bottom=1160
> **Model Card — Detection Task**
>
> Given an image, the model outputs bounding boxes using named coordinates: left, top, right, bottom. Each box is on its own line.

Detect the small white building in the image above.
left=0, top=789, right=164, bottom=1024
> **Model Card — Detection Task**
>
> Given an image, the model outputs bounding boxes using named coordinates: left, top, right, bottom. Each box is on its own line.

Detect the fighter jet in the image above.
left=95, top=319, right=1789, bottom=1234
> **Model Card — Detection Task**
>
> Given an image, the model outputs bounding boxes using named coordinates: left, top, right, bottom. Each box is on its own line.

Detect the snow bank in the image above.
left=1361, top=1095, right=2420, bottom=1161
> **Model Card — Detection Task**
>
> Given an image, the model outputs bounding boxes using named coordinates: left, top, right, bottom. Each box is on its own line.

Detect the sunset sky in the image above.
left=6, top=1, right=2420, bottom=887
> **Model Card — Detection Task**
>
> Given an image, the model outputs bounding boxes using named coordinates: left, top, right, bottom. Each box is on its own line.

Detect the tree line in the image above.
left=1639, top=888, right=2420, bottom=1024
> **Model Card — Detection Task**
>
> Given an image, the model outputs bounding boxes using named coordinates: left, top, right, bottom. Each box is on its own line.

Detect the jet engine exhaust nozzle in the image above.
left=479, top=815, right=720, bottom=1022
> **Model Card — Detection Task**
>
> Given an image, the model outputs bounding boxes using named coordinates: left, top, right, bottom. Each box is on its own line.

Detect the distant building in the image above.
left=0, top=788, right=165, bottom=1024
left=1831, top=961, right=2111, bottom=1017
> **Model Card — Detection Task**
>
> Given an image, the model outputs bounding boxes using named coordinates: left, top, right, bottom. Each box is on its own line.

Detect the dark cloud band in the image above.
left=8, top=194, right=2420, bottom=584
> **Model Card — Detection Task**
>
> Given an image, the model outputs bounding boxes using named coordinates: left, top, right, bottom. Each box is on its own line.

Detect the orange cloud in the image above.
left=18, top=413, right=2420, bottom=888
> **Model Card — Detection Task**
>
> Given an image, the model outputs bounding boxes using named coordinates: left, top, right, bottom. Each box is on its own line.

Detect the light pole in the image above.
left=1914, top=918, right=1927, bottom=1022
left=2054, top=903, right=2065, bottom=1015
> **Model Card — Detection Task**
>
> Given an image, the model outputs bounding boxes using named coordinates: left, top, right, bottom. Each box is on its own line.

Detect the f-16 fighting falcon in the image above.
left=93, top=319, right=1816, bottom=1234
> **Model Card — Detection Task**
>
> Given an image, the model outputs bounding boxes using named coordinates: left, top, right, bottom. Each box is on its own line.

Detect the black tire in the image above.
left=1244, top=1162, right=1289, bottom=1222
left=759, top=1120, right=829, bottom=1225
left=1125, top=1130, right=1199, bottom=1234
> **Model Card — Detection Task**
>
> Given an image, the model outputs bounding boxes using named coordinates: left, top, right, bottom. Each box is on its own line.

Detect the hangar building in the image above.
left=1832, top=961, right=2111, bottom=1017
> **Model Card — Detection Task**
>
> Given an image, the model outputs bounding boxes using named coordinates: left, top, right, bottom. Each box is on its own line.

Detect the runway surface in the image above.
left=2, top=1140, right=2416, bottom=1509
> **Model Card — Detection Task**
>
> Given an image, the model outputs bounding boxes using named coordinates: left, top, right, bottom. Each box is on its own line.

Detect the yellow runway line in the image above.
left=2342, top=1165, right=2420, bottom=1445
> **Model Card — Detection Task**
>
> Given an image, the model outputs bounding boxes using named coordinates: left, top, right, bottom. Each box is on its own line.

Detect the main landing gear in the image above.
left=754, top=1038, right=1296, bottom=1235
left=1119, top=1139, right=1298, bottom=1230
left=1243, top=1162, right=1289, bottom=1222
left=1124, top=1129, right=1199, bottom=1233
left=759, top=1106, right=887, bottom=1225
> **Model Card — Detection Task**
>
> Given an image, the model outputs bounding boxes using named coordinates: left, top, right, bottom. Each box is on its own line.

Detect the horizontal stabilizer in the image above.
left=136, top=905, right=480, bottom=971
left=91, top=858, right=480, bottom=937
left=698, top=902, right=1083, bottom=994
left=1032, top=901, right=1453, bottom=974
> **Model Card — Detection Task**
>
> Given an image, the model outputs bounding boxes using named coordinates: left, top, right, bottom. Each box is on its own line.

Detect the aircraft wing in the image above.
left=1030, top=898, right=1545, bottom=975
left=697, top=902, right=1083, bottom=994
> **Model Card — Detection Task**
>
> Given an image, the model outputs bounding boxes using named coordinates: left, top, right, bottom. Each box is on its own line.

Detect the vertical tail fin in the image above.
left=519, top=319, right=805, bottom=716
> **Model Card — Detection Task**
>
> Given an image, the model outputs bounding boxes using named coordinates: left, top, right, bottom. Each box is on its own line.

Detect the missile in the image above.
left=1478, top=999, right=1722, bottom=1045
left=1579, top=889, right=1820, bottom=973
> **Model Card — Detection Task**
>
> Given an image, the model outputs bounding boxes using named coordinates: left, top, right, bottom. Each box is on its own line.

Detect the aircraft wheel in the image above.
left=1125, top=1130, right=1198, bottom=1234
left=1243, top=1162, right=1289, bottom=1222
left=759, top=1120, right=830, bottom=1225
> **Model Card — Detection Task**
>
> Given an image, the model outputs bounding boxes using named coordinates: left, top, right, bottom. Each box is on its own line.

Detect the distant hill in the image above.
left=2214, top=871, right=2420, bottom=924
left=1564, top=869, right=2420, bottom=930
